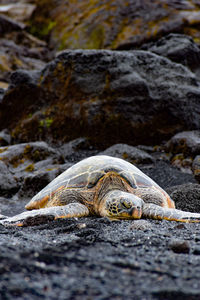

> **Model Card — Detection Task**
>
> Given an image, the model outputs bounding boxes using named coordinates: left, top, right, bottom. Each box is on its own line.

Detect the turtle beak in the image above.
left=129, top=206, right=142, bottom=219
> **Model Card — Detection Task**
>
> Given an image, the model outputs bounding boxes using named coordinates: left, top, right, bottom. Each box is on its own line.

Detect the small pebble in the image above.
left=77, top=223, right=86, bottom=229
left=193, top=246, right=200, bottom=255
left=129, top=220, right=151, bottom=231
left=169, top=239, right=190, bottom=254
left=174, top=223, right=186, bottom=230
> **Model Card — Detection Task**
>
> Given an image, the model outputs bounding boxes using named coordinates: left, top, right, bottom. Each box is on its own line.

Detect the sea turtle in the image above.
left=1, top=155, right=200, bottom=226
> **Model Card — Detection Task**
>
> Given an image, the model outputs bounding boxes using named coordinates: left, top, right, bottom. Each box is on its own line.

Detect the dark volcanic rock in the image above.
left=166, top=131, right=200, bottom=157
left=140, top=161, right=196, bottom=190
left=0, top=142, right=58, bottom=166
left=29, top=0, right=200, bottom=50
left=166, top=183, right=200, bottom=212
left=192, top=155, right=200, bottom=182
left=0, top=129, right=11, bottom=146
left=59, top=137, right=98, bottom=163
left=168, top=239, right=190, bottom=254
left=0, top=141, right=63, bottom=185
left=100, top=143, right=154, bottom=164
left=0, top=161, right=18, bottom=196
left=1, top=50, right=200, bottom=148
left=0, top=14, right=25, bottom=35
left=0, top=2, right=36, bottom=23
left=142, top=34, right=200, bottom=78
left=0, top=141, right=199, bottom=299
left=18, top=170, right=60, bottom=199
left=0, top=217, right=200, bottom=299
left=0, top=36, right=49, bottom=83
left=0, top=8, right=52, bottom=83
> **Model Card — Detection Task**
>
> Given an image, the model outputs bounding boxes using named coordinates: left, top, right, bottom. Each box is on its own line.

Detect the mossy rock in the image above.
left=29, top=0, right=200, bottom=50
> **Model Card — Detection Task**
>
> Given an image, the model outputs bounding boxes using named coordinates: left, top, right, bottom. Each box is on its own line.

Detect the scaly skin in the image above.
left=142, top=203, right=200, bottom=223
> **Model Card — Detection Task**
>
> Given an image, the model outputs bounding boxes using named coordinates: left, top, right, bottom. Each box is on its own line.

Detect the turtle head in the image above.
left=99, top=190, right=144, bottom=219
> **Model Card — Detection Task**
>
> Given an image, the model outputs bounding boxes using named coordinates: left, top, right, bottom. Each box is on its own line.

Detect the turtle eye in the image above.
left=120, top=199, right=132, bottom=209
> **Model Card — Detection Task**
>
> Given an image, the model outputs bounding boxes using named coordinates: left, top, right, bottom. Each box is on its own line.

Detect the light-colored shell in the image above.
left=26, top=155, right=164, bottom=208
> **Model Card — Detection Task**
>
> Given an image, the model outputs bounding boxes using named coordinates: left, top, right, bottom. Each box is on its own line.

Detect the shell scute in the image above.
left=26, top=155, right=158, bottom=208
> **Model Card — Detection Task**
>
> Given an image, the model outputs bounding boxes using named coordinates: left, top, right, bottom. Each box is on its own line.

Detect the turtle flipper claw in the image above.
left=0, top=203, right=89, bottom=227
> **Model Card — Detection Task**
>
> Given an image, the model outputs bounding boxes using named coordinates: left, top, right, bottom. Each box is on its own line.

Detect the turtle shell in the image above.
left=26, top=155, right=163, bottom=209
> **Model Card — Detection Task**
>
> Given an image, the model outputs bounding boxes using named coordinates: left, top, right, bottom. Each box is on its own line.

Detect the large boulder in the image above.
left=29, top=0, right=200, bottom=50
left=1, top=50, right=200, bottom=148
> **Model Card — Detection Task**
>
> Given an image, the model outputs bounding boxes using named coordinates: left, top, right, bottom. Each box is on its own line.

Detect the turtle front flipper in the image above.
left=0, top=203, right=89, bottom=227
left=143, top=203, right=200, bottom=223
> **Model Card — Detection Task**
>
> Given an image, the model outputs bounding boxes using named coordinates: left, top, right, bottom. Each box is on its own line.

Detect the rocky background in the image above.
left=1, top=0, right=200, bottom=299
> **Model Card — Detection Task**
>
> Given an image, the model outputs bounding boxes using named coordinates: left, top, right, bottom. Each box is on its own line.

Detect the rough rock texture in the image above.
left=1, top=213, right=200, bottom=299
left=166, top=183, right=200, bottom=213
left=192, top=155, right=200, bottom=182
left=0, top=161, right=18, bottom=196
left=100, top=143, right=154, bottom=164
left=141, top=33, right=200, bottom=79
left=166, top=131, right=200, bottom=157
left=0, top=142, right=199, bottom=299
left=29, top=0, right=200, bottom=50
left=142, top=33, right=200, bottom=79
left=0, top=129, right=11, bottom=146
left=0, top=142, right=64, bottom=198
left=1, top=49, right=200, bottom=147
left=0, top=2, right=36, bottom=23
left=1, top=1, right=200, bottom=299
left=0, top=10, right=53, bottom=84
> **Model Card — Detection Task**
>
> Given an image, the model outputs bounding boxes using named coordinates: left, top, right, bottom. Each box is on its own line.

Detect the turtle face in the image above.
left=100, top=190, right=144, bottom=219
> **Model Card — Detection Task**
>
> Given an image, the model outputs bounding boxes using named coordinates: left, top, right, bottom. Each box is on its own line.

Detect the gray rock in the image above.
left=0, top=14, right=25, bottom=35
left=169, top=239, right=190, bottom=254
left=9, top=69, right=41, bottom=89
left=140, top=161, right=196, bottom=189
left=0, top=142, right=58, bottom=166
left=0, top=3, right=36, bottom=23
left=142, top=33, right=200, bottom=78
left=192, top=155, right=200, bottom=182
left=100, top=143, right=154, bottom=164
left=0, top=129, right=11, bottom=146
left=0, top=142, right=63, bottom=185
left=0, top=161, right=18, bottom=196
left=18, top=170, right=60, bottom=199
left=166, top=183, right=200, bottom=213
left=0, top=88, right=5, bottom=103
left=18, top=161, right=73, bottom=199
left=60, top=138, right=97, bottom=162
left=129, top=220, right=152, bottom=231
left=1, top=50, right=200, bottom=147
left=166, top=130, right=200, bottom=157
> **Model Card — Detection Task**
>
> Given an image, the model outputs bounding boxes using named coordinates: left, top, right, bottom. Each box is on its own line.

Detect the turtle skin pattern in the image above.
left=1, top=155, right=200, bottom=226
